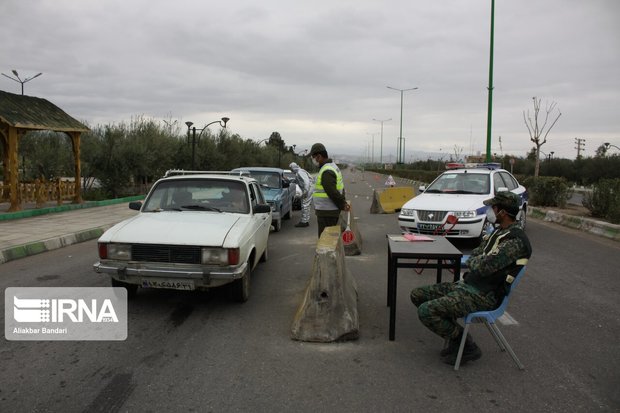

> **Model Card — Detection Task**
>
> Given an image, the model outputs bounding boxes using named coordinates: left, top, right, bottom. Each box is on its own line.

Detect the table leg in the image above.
left=452, top=258, right=461, bottom=282
left=387, top=245, right=392, bottom=307
left=389, top=265, right=397, bottom=341
left=436, top=259, right=443, bottom=284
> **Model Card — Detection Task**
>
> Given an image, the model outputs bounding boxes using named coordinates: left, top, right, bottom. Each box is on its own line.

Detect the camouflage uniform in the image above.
left=410, top=222, right=532, bottom=340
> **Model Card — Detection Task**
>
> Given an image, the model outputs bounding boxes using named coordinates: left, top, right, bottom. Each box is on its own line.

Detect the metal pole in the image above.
left=191, top=127, right=197, bottom=170
left=398, top=91, right=403, bottom=163
left=373, top=118, right=391, bottom=166
left=485, top=0, right=495, bottom=162
left=380, top=122, right=384, bottom=164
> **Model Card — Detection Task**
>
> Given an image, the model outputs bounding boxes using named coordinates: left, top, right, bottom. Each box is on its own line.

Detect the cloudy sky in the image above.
left=1, top=0, right=618, bottom=161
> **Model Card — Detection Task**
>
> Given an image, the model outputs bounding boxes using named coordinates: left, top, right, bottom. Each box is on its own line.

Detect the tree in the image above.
left=523, top=97, right=561, bottom=177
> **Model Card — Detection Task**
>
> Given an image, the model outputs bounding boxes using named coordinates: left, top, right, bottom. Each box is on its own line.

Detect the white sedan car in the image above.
left=93, top=171, right=271, bottom=302
left=398, top=164, right=528, bottom=240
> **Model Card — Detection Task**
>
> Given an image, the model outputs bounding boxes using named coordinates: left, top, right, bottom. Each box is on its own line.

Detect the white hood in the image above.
left=99, top=212, right=247, bottom=247
left=403, top=193, right=488, bottom=212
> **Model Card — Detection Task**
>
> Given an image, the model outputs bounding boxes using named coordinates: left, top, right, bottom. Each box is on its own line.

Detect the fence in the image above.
left=0, top=179, right=76, bottom=208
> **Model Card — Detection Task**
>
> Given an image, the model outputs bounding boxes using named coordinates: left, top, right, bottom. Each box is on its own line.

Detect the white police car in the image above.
left=398, top=163, right=527, bottom=240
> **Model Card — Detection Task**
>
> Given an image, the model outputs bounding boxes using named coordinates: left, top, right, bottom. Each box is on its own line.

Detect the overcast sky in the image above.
left=1, top=0, right=618, bottom=161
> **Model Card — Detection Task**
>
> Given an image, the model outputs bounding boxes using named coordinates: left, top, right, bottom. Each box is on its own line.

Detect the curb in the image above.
left=0, top=196, right=144, bottom=265
left=528, top=207, right=620, bottom=242
left=0, top=195, right=144, bottom=221
left=0, top=224, right=116, bottom=265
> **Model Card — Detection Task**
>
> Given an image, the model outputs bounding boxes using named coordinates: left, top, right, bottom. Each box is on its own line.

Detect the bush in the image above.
left=582, top=179, right=620, bottom=224
left=522, top=177, right=572, bottom=207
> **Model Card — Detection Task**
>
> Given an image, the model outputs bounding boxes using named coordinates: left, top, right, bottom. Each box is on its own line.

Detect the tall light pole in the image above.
left=185, top=117, right=230, bottom=169
left=485, top=0, right=496, bottom=162
left=366, top=132, right=378, bottom=164
left=1, top=70, right=43, bottom=95
left=387, top=86, right=418, bottom=164
left=373, top=118, right=391, bottom=166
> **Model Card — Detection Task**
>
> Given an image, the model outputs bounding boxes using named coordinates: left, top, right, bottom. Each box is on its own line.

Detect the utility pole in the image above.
left=575, top=137, right=586, bottom=158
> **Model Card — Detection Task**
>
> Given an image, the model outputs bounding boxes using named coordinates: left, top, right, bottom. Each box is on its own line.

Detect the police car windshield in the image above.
left=426, top=173, right=490, bottom=195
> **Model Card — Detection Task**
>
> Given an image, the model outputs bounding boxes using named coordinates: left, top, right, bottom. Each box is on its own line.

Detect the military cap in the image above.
left=310, top=143, right=327, bottom=155
left=483, top=191, right=520, bottom=216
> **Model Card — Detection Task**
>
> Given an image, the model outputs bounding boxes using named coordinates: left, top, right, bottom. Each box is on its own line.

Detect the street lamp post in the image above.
left=373, top=118, right=392, bottom=166
left=185, top=117, right=230, bottom=169
left=387, top=86, right=418, bottom=164
left=1, top=70, right=43, bottom=95
left=604, top=142, right=620, bottom=153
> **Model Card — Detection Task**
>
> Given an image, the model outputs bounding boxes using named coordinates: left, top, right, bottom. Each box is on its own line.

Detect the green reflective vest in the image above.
left=313, top=162, right=344, bottom=211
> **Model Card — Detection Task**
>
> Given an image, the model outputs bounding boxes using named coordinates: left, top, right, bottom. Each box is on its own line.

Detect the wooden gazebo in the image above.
left=0, top=90, right=89, bottom=212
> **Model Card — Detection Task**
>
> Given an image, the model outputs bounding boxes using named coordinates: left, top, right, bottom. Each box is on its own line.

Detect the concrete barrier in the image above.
left=291, top=226, right=359, bottom=342
left=370, top=186, right=415, bottom=214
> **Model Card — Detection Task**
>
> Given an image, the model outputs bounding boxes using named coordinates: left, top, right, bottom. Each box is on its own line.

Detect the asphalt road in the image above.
left=0, top=170, right=618, bottom=412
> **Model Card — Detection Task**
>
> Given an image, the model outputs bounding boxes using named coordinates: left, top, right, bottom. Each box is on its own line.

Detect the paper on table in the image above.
left=403, top=233, right=434, bottom=242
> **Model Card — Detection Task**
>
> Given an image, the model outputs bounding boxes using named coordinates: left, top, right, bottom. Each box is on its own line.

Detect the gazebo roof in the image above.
left=0, top=90, right=89, bottom=132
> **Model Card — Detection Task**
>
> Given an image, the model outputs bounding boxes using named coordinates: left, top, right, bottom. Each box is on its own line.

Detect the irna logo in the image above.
left=13, top=296, right=119, bottom=323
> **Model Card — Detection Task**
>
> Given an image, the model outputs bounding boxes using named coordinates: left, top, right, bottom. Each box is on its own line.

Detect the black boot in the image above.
left=442, top=334, right=482, bottom=365
left=440, top=335, right=462, bottom=357
left=295, top=222, right=309, bottom=228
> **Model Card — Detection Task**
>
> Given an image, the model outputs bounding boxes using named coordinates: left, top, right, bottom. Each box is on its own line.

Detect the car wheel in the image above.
left=111, top=278, right=138, bottom=299
left=518, top=206, right=527, bottom=231
left=273, top=218, right=282, bottom=232
left=230, top=261, right=251, bottom=303
left=259, top=245, right=269, bottom=263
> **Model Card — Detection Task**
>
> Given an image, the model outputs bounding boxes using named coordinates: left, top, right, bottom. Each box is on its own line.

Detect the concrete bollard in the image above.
left=290, top=226, right=359, bottom=342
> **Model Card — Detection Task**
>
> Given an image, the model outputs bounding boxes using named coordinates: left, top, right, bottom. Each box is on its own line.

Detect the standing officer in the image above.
left=310, top=143, right=350, bottom=237
left=288, top=162, right=314, bottom=228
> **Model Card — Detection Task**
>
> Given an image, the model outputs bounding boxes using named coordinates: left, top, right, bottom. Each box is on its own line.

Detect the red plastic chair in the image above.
left=414, top=215, right=458, bottom=274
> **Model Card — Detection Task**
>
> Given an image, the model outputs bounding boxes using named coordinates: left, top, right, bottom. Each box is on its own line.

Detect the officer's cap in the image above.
left=310, top=143, right=327, bottom=156
left=483, top=191, right=520, bottom=216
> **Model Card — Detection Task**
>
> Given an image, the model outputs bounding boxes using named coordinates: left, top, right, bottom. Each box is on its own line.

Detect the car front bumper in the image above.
left=398, top=216, right=486, bottom=238
left=93, top=260, right=248, bottom=288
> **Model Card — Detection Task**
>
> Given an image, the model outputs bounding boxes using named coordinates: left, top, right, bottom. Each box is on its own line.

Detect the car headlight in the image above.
left=101, top=243, right=131, bottom=260
left=201, top=248, right=240, bottom=265
left=452, top=210, right=477, bottom=219
left=400, top=208, right=415, bottom=217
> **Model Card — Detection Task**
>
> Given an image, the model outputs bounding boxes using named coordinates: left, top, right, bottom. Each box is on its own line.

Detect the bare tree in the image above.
left=523, top=97, right=561, bottom=177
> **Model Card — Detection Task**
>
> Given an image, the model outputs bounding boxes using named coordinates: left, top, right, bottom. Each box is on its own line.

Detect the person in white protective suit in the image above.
left=289, top=162, right=314, bottom=228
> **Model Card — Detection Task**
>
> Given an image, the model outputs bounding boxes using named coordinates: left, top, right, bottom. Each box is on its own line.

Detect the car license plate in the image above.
left=141, top=279, right=195, bottom=291
left=417, top=223, right=440, bottom=231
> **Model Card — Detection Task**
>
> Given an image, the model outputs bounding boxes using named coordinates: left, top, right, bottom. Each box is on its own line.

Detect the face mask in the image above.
left=312, top=158, right=319, bottom=167
left=486, top=207, right=497, bottom=224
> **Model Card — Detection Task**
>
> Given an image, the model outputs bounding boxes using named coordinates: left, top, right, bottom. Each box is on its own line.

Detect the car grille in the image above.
left=416, top=210, right=448, bottom=222
left=131, top=244, right=201, bottom=264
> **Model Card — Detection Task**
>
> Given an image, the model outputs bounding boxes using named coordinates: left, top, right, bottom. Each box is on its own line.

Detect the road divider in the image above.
left=290, top=226, right=359, bottom=342
left=370, top=186, right=415, bottom=214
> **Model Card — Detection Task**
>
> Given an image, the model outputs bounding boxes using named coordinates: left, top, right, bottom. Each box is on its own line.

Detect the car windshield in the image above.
left=143, top=179, right=250, bottom=214
left=240, top=171, right=281, bottom=189
left=425, top=173, right=490, bottom=195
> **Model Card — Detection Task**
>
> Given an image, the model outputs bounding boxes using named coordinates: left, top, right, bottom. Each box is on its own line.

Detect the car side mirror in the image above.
left=129, top=201, right=142, bottom=211
left=253, top=204, right=271, bottom=214
left=418, top=185, right=426, bottom=192
left=282, top=180, right=290, bottom=188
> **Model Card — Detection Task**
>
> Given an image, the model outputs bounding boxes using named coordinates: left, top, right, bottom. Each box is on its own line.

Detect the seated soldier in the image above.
left=410, top=191, right=532, bottom=366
